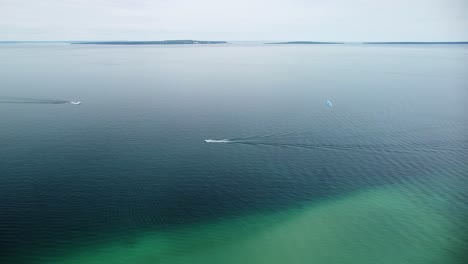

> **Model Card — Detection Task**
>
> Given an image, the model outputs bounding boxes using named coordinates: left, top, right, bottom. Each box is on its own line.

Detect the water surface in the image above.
left=0, top=43, right=467, bottom=263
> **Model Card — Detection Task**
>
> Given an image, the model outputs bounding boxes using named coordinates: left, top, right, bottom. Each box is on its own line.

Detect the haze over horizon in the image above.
left=1, top=0, right=467, bottom=42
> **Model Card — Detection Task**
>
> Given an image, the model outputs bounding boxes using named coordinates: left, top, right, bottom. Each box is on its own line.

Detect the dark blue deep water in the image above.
left=1, top=43, right=467, bottom=263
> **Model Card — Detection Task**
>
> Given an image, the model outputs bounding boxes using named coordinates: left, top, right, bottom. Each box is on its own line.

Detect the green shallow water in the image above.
left=39, top=185, right=465, bottom=264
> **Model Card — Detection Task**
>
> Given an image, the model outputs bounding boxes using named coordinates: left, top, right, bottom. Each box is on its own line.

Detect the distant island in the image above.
left=71, top=40, right=227, bottom=45
left=267, top=41, right=468, bottom=45
left=267, top=41, right=344, bottom=44
left=362, top=42, right=468, bottom=45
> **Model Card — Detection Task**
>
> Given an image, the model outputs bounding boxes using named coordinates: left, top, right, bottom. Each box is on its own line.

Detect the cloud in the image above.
left=0, top=0, right=467, bottom=41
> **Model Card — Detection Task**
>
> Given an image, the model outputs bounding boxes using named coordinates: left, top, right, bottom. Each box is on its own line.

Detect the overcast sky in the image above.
left=1, top=0, right=467, bottom=41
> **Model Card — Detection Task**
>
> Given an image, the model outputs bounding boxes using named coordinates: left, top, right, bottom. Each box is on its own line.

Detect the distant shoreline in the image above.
left=267, top=41, right=344, bottom=44
left=1, top=40, right=467, bottom=45
left=71, top=40, right=227, bottom=45
left=267, top=41, right=468, bottom=45
left=362, top=42, right=468, bottom=45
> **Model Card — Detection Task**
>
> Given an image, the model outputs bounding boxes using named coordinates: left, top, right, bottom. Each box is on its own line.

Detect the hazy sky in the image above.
left=1, top=0, right=467, bottom=41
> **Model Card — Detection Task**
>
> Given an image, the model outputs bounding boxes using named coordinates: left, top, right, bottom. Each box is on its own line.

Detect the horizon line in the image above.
left=1, top=40, right=468, bottom=43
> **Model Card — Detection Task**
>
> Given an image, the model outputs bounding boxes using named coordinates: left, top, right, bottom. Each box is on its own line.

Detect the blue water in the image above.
left=0, top=43, right=467, bottom=263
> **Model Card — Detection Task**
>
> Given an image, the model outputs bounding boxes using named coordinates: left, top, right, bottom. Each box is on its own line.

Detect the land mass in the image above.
left=2, top=40, right=467, bottom=45
left=71, top=40, right=227, bottom=45
left=267, top=41, right=468, bottom=45
left=267, top=41, right=344, bottom=44
left=363, top=41, right=468, bottom=44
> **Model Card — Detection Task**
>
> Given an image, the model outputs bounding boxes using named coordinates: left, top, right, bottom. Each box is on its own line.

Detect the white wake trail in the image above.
left=204, top=139, right=231, bottom=143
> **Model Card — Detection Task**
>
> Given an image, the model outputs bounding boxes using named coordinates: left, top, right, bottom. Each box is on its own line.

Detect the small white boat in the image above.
left=204, top=139, right=230, bottom=143
left=70, top=101, right=82, bottom=105
left=326, top=100, right=333, bottom=107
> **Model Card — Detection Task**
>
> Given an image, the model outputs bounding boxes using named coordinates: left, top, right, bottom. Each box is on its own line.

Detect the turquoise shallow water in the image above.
left=0, top=43, right=467, bottom=263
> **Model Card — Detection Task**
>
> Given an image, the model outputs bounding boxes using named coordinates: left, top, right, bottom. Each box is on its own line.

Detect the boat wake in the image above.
left=205, top=122, right=468, bottom=154
left=0, top=97, right=80, bottom=105
left=204, top=139, right=231, bottom=143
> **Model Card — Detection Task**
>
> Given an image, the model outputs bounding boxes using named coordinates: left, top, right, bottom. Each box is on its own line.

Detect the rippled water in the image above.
left=0, top=43, right=467, bottom=263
